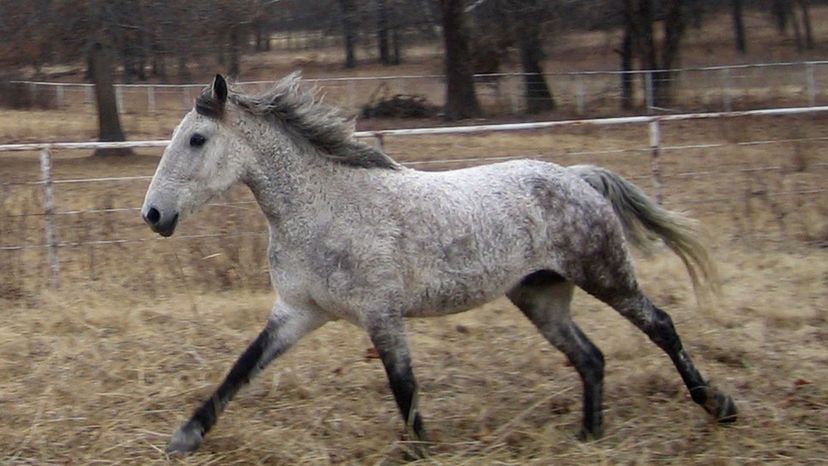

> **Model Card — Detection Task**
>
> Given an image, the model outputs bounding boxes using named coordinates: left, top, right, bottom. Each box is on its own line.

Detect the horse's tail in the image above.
left=569, top=164, right=719, bottom=298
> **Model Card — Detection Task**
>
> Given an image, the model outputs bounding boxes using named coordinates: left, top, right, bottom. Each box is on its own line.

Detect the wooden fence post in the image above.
left=806, top=62, right=816, bottom=107
left=649, top=119, right=663, bottom=205
left=148, top=86, right=157, bottom=114
left=39, top=149, right=60, bottom=288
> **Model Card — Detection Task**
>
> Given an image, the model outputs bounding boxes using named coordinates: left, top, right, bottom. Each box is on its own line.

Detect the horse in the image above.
left=141, top=73, right=737, bottom=456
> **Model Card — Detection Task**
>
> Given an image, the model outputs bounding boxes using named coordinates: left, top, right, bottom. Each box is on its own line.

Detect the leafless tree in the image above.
left=440, top=0, right=481, bottom=119
left=732, top=0, right=747, bottom=53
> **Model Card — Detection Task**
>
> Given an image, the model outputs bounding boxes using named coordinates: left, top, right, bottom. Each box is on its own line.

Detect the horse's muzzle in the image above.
left=142, top=207, right=179, bottom=237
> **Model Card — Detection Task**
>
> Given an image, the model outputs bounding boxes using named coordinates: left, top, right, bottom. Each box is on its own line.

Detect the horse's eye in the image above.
left=190, top=133, right=206, bottom=147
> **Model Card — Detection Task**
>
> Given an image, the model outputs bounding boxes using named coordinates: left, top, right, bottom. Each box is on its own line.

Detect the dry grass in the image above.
left=1, top=113, right=827, bottom=465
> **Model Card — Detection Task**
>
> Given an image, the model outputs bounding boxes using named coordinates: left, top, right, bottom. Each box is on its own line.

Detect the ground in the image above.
left=1, top=9, right=827, bottom=466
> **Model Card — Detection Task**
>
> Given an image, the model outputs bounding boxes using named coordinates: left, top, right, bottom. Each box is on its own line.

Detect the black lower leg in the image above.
left=638, top=304, right=737, bottom=422
left=553, top=323, right=605, bottom=439
left=187, top=327, right=274, bottom=435
left=570, top=325, right=605, bottom=439
left=368, top=327, right=427, bottom=444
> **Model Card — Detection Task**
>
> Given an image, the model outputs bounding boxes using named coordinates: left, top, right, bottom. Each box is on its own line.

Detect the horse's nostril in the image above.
left=145, top=207, right=161, bottom=225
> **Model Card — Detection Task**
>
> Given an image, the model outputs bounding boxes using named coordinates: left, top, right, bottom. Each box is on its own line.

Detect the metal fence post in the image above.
left=148, top=86, right=156, bottom=114
left=648, top=119, right=663, bottom=205
left=39, top=149, right=60, bottom=288
left=722, top=68, right=732, bottom=112
left=644, top=71, right=655, bottom=114
left=806, top=62, right=816, bottom=107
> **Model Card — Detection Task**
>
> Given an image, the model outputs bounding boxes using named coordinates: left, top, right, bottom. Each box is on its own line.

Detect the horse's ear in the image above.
left=212, top=74, right=228, bottom=104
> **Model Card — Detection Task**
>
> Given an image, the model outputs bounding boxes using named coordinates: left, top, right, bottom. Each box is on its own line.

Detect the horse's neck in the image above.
left=244, top=141, right=351, bottom=230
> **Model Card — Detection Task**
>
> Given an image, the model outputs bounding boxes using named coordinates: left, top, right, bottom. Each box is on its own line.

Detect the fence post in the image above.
left=575, top=77, right=586, bottom=115
left=510, top=75, right=521, bottom=114
left=182, top=87, right=190, bottom=109
left=39, top=149, right=60, bottom=288
left=648, top=119, right=663, bottom=205
left=373, top=133, right=385, bottom=152
left=806, top=62, right=816, bottom=107
left=722, top=68, right=732, bottom=112
left=147, top=86, right=156, bottom=114
left=84, top=85, right=93, bottom=105
left=116, top=86, right=124, bottom=114
left=346, top=80, right=356, bottom=111
left=56, top=85, right=65, bottom=109
left=644, top=71, right=654, bottom=114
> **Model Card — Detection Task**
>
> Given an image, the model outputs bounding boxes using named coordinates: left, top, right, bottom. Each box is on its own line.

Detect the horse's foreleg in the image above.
left=616, top=295, right=737, bottom=423
left=167, top=301, right=327, bottom=455
left=367, top=315, right=429, bottom=458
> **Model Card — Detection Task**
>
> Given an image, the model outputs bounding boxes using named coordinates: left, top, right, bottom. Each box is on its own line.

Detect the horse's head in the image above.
left=142, top=75, right=253, bottom=237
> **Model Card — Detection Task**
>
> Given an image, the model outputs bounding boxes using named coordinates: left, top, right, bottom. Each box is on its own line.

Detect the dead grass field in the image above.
left=1, top=112, right=827, bottom=465
left=2, top=9, right=828, bottom=465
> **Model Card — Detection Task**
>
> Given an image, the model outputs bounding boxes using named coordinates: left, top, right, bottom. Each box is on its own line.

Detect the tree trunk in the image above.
left=377, top=0, right=390, bottom=64
left=654, top=0, right=685, bottom=106
left=772, top=0, right=790, bottom=35
left=688, top=0, right=704, bottom=28
left=621, top=0, right=635, bottom=110
left=440, top=0, right=481, bottom=119
left=391, top=27, right=402, bottom=65
left=791, top=1, right=804, bottom=51
left=798, top=0, right=814, bottom=49
left=518, top=25, right=554, bottom=113
left=339, top=0, right=357, bottom=68
left=228, top=27, right=241, bottom=77
left=89, top=42, right=131, bottom=156
left=731, top=0, right=747, bottom=53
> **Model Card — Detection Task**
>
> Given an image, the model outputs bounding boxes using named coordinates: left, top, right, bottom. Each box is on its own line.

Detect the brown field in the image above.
left=2, top=8, right=828, bottom=465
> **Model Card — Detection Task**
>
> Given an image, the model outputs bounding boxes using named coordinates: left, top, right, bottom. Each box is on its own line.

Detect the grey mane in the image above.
left=197, top=72, right=400, bottom=170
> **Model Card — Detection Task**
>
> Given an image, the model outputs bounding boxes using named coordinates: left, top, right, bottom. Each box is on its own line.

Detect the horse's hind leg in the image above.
left=167, top=299, right=328, bottom=454
left=604, top=292, right=737, bottom=423
left=507, top=270, right=605, bottom=440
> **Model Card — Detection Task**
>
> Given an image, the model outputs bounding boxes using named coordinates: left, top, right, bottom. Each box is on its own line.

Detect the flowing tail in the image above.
left=569, top=165, right=719, bottom=298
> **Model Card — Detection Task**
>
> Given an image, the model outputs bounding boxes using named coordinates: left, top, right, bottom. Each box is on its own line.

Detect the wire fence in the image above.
left=9, top=61, right=828, bottom=117
left=1, top=105, right=826, bottom=291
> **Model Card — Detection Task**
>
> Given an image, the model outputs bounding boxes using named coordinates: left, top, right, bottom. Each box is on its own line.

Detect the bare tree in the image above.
left=797, top=0, right=815, bottom=50
left=731, top=0, right=747, bottom=53
left=440, top=0, right=481, bottom=119
left=377, top=0, right=391, bottom=64
left=620, top=0, right=636, bottom=109
left=89, top=41, right=130, bottom=156
left=339, top=0, right=358, bottom=68
left=511, top=0, right=554, bottom=113
left=625, top=0, right=687, bottom=107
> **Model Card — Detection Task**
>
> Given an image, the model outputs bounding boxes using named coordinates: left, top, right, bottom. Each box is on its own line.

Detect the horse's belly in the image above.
left=401, top=265, right=528, bottom=318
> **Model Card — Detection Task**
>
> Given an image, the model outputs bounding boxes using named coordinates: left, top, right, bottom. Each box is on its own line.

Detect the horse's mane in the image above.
left=196, top=72, right=399, bottom=170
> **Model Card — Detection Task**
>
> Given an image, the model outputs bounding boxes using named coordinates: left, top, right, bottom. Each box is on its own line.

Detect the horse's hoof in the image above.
left=714, top=393, right=738, bottom=424
left=166, top=424, right=204, bottom=455
left=577, top=427, right=603, bottom=442
left=401, top=442, right=430, bottom=461
left=701, top=388, right=737, bottom=424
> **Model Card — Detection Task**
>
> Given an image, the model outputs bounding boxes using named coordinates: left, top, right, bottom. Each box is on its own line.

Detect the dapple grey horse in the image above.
left=142, top=73, right=736, bottom=455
